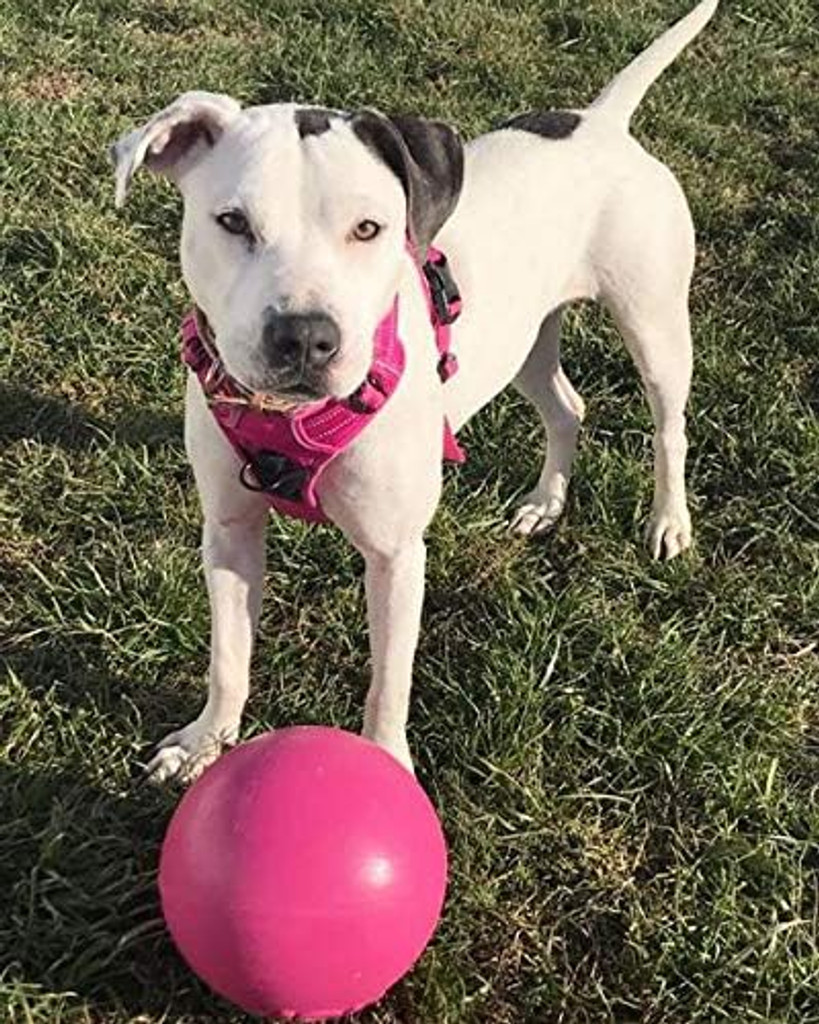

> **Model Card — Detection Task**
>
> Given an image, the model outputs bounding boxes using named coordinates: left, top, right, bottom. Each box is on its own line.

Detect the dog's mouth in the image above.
left=248, top=370, right=329, bottom=406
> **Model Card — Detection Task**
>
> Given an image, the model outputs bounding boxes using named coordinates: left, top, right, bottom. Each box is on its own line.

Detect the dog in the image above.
left=112, top=0, right=718, bottom=781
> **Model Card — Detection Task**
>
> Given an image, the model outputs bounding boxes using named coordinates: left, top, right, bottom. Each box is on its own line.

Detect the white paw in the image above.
left=362, top=727, right=415, bottom=775
left=645, top=506, right=692, bottom=561
left=509, top=494, right=565, bottom=537
left=145, top=717, right=239, bottom=784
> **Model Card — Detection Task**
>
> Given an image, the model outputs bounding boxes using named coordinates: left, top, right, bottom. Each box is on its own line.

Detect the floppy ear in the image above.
left=110, top=91, right=241, bottom=208
left=351, top=111, right=464, bottom=253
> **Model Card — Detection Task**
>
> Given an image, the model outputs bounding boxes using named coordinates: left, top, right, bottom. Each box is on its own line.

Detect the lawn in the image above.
left=1, top=0, right=818, bottom=1021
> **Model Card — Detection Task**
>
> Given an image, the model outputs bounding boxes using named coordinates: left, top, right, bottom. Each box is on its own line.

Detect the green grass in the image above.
left=2, top=0, right=818, bottom=1021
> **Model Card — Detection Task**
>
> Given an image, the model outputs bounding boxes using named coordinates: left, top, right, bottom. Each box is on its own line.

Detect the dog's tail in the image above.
left=589, top=0, right=718, bottom=130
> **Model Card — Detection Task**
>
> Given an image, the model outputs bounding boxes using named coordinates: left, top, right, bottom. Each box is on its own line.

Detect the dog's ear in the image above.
left=351, top=111, right=464, bottom=253
left=110, top=91, right=241, bottom=208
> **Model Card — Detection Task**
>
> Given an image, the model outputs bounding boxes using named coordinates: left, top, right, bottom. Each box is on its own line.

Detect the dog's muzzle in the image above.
left=261, top=310, right=341, bottom=389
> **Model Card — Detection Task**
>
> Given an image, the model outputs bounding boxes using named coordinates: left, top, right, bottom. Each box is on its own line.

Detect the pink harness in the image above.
left=181, top=248, right=465, bottom=523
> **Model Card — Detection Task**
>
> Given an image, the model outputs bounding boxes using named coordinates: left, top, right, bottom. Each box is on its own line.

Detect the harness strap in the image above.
left=424, top=247, right=465, bottom=463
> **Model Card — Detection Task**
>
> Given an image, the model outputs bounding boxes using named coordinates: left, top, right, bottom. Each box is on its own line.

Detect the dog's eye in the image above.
left=351, top=219, right=382, bottom=242
left=216, top=210, right=253, bottom=241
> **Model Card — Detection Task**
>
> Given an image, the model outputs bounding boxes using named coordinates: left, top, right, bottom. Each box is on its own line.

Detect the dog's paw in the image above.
left=362, top=727, right=415, bottom=775
left=509, top=494, right=565, bottom=537
left=645, top=506, right=692, bottom=561
left=144, top=718, right=239, bottom=785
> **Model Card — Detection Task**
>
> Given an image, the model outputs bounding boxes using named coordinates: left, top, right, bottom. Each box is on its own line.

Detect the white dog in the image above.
left=113, top=0, right=718, bottom=781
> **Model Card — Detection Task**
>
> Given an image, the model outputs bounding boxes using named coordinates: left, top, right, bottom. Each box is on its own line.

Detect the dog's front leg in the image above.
left=323, top=387, right=444, bottom=773
left=146, top=509, right=267, bottom=783
left=146, top=379, right=268, bottom=783
left=360, top=539, right=427, bottom=772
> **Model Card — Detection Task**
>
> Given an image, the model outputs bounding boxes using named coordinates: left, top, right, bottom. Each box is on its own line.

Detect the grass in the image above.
left=1, top=0, right=818, bottom=1020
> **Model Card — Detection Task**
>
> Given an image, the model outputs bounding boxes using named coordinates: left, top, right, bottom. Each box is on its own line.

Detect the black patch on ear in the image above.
left=498, top=110, right=582, bottom=139
left=295, top=107, right=336, bottom=138
left=351, top=111, right=464, bottom=252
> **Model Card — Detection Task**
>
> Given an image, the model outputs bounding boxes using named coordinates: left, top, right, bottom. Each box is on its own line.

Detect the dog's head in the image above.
left=112, top=92, right=463, bottom=401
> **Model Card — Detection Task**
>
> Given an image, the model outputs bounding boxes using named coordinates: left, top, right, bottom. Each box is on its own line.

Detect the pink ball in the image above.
left=159, top=726, right=447, bottom=1020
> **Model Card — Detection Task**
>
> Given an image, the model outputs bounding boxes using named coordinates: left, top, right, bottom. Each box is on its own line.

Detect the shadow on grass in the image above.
left=0, top=762, right=221, bottom=1021
left=0, top=383, right=182, bottom=453
left=0, top=760, right=439, bottom=1024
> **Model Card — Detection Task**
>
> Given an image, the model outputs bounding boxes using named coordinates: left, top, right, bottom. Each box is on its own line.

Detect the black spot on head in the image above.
left=295, top=107, right=337, bottom=138
left=497, top=110, right=582, bottom=140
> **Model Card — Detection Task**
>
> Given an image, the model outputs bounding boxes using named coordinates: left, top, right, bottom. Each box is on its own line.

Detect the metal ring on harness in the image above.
left=240, top=453, right=310, bottom=502
left=347, top=372, right=387, bottom=414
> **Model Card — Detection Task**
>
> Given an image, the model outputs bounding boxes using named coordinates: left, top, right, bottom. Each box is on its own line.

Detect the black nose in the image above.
left=262, top=311, right=341, bottom=372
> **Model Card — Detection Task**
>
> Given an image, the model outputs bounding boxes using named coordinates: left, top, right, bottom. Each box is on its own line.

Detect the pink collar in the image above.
left=182, top=247, right=465, bottom=523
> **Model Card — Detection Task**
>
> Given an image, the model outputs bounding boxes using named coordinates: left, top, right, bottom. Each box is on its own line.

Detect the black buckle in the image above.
left=422, top=254, right=461, bottom=326
left=240, top=452, right=309, bottom=502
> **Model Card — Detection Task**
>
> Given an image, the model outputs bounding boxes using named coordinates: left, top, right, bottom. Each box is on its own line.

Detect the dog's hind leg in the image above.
left=597, top=168, right=695, bottom=561
left=510, top=309, right=586, bottom=536
left=605, top=291, right=693, bottom=560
